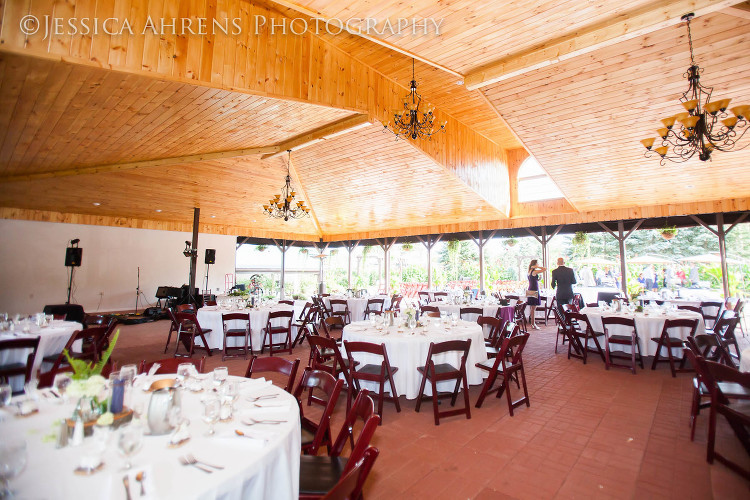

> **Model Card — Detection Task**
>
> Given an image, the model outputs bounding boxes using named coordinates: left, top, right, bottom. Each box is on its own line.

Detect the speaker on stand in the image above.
left=203, top=249, right=216, bottom=296
left=65, top=239, right=82, bottom=304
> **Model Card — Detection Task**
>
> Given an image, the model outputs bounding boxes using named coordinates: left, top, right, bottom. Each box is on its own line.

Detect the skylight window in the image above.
left=517, top=156, right=564, bottom=202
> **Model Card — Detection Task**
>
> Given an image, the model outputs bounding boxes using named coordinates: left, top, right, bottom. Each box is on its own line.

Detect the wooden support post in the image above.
left=690, top=212, right=749, bottom=298
left=524, top=226, right=563, bottom=287
left=417, top=235, right=443, bottom=290
left=188, top=208, right=200, bottom=305
left=468, top=230, right=497, bottom=294
left=272, top=239, right=296, bottom=299
left=597, top=219, right=644, bottom=296
left=376, top=238, right=396, bottom=295
left=345, top=240, right=360, bottom=289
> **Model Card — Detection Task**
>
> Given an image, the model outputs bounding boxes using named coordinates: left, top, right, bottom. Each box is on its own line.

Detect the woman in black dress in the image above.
left=527, top=259, right=546, bottom=330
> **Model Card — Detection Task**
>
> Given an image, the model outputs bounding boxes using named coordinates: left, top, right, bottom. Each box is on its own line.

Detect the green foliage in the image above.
left=572, top=231, right=588, bottom=246
left=64, top=329, right=119, bottom=380
left=256, top=245, right=267, bottom=252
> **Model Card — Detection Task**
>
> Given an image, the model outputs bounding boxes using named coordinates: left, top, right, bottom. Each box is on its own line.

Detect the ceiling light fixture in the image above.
left=385, top=59, right=447, bottom=140
left=641, top=13, right=748, bottom=164
left=263, top=150, right=310, bottom=221
left=92, top=202, right=100, bottom=206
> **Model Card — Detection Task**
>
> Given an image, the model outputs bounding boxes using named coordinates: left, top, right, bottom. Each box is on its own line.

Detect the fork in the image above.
left=245, top=394, right=277, bottom=402
left=242, top=417, right=286, bottom=425
left=179, top=455, right=213, bottom=473
left=186, top=453, right=224, bottom=470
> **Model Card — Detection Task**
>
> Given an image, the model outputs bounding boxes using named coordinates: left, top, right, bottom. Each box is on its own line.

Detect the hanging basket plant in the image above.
left=256, top=245, right=267, bottom=252
left=299, top=248, right=309, bottom=255
left=659, top=226, right=678, bottom=240
left=329, top=249, right=338, bottom=257
left=572, top=231, right=588, bottom=246
left=505, top=237, right=517, bottom=247
left=402, top=242, right=413, bottom=251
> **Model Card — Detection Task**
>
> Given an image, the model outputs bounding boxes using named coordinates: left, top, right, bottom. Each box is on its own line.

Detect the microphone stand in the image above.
left=135, top=267, right=141, bottom=314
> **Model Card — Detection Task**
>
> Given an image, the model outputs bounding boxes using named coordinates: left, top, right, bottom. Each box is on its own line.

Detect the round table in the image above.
left=341, top=320, right=488, bottom=399
left=197, top=305, right=298, bottom=352
left=1, top=374, right=301, bottom=499
left=0, top=320, right=81, bottom=391
left=582, top=307, right=705, bottom=357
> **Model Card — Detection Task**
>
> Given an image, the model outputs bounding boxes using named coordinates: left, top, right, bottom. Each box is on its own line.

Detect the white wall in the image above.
left=0, top=219, right=236, bottom=315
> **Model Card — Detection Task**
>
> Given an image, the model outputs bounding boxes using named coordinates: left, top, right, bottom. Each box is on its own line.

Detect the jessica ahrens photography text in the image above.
left=19, top=15, right=445, bottom=39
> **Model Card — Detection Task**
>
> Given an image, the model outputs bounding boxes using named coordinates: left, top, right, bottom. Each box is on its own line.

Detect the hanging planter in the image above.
left=505, top=238, right=517, bottom=247
left=572, top=231, right=588, bottom=246
left=256, top=245, right=267, bottom=252
left=299, top=248, right=308, bottom=255
left=401, top=243, right=413, bottom=251
left=659, top=226, right=678, bottom=240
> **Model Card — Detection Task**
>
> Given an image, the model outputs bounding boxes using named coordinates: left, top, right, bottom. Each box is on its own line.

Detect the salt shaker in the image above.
left=56, top=420, right=69, bottom=448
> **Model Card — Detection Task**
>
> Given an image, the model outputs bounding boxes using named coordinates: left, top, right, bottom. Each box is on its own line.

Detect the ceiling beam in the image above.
left=0, top=146, right=279, bottom=183
left=287, top=155, right=324, bottom=238
left=261, top=114, right=371, bottom=160
left=267, top=0, right=463, bottom=79
left=724, top=1, right=750, bottom=18
left=464, top=0, right=740, bottom=90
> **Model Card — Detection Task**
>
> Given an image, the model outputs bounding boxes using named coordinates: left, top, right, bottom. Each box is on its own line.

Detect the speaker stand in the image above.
left=65, top=266, right=75, bottom=304
left=134, top=267, right=141, bottom=314
left=203, top=264, right=211, bottom=295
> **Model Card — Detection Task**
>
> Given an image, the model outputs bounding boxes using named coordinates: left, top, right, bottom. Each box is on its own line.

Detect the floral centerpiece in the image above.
left=402, top=307, right=416, bottom=323
left=64, top=330, right=119, bottom=424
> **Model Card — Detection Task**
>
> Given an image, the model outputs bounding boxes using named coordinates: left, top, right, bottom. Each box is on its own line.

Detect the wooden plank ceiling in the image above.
left=481, top=11, right=750, bottom=211
left=1, top=0, right=749, bottom=240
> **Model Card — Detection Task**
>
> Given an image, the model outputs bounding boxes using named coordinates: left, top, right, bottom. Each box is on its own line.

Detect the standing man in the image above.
left=551, top=257, right=577, bottom=311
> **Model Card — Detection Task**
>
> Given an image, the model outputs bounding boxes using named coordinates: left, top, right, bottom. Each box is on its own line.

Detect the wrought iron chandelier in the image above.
left=640, top=14, right=749, bottom=164
left=385, top=59, right=447, bottom=140
left=263, top=150, right=310, bottom=221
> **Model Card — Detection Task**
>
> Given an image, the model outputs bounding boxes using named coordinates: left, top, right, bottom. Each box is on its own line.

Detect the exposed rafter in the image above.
left=0, top=146, right=279, bottom=183
left=261, top=115, right=371, bottom=160
left=464, top=0, right=740, bottom=90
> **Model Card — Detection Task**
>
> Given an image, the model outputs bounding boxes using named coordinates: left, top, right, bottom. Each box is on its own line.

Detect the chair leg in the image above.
left=431, top=376, right=439, bottom=425
left=164, top=326, right=175, bottom=354
left=462, top=372, right=471, bottom=419
left=651, top=343, right=662, bottom=370
left=389, top=373, right=401, bottom=412
left=475, top=369, right=497, bottom=408
left=415, top=370, right=427, bottom=413
left=378, top=379, right=385, bottom=424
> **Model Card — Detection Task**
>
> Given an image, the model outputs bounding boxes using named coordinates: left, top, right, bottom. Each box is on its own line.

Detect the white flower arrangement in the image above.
left=403, top=307, right=416, bottom=321
left=66, top=375, right=106, bottom=399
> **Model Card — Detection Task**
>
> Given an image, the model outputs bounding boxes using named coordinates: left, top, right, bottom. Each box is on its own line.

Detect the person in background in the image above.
left=551, top=257, right=577, bottom=312
left=643, top=265, right=655, bottom=291
left=689, top=264, right=700, bottom=286
left=526, top=260, right=546, bottom=330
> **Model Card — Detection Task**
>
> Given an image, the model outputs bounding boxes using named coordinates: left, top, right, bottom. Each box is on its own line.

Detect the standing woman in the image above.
left=527, top=259, right=546, bottom=330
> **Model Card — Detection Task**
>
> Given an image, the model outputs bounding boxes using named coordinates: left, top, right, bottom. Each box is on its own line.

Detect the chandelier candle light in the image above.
left=263, top=150, right=310, bottom=221
left=385, top=59, right=447, bottom=140
left=641, top=13, right=748, bottom=164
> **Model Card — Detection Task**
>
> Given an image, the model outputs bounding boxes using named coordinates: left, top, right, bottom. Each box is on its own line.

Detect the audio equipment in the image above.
left=205, top=249, right=216, bottom=264
left=65, top=247, right=82, bottom=267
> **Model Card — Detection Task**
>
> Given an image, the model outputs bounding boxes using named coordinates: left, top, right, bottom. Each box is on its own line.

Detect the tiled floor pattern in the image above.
left=112, top=319, right=750, bottom=498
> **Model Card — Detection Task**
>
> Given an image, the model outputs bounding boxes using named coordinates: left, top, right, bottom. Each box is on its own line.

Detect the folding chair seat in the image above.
left=566, top=312, right=605, bottom=364
left=294, top=368, right=344, bottom=455
left=602, top=316, right=643, bottom=374
left=415, top=339, right=472, bottom=425
left=176, top=304, right=196, bottom=313
left=688, top=334, right=734, bottom=368
left=475, top=333, right=530, bottom=415
left=319, top=447, right=379, bottom=500
left=477, top=316, right=504, bottom=347
left=323, top=316, right=346, bottom=343
left=140, top=356, right=206, bottom=375
left=221, top=312, right=251, bottom=361
left=344, top=340, right=400, bottom=424
left=650, top=318, right=698, bottom=376
left=261, top=310, right=294, bottom=355
left=299, top=390, right=380, bottom=500
left=459, top=307, right=483, bottom=323
left=0, top=338, right=40, bottom=394
left=43, top=325, right=111, bottom=366
left=42, top=304, right=85, bottom=325
left=329, top=299, right=352, bottom=325
left=485, top=321, right=518, bottom=359
left=245, top=355, right=300, bottom=393
left=307, top=334, right=356, bottom=409
left=362, top=299, right=385, bottom=319
left=174, top=312, right=213, bottom=358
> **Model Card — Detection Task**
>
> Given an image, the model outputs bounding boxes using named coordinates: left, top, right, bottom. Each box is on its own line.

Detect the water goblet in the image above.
left=0, top=383, right=11, bottom=407
left=52, top=372, right=72, bottom=401
left=177, top=363, right=193, bottom=386
left=213, top=367, right=228, bottom=390
left=202, top=397, right=220, bottom=435
left=0, top=438, right=26, bottom=497
left=117, top=424, right=143, bottom=470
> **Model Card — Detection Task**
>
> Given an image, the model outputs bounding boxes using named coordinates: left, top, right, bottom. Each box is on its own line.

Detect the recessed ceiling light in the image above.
left=585, top=196, right=592, bottom=200
left=456, top=80, right=464, bottom=85
left=686, top=184, right=694, bottom=188
left=478, top=208, right=483, bottom=212
left=252, top=220, right=257, bottom=223
left=211, top=215, right=216, bottom=218
left=155, top=209, right=162, bottom=213
left=92, top=202, right=100, bottom=206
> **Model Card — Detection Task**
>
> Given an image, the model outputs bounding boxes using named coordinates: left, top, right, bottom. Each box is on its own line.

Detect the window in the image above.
left=517, top=156, right=564, bottom=202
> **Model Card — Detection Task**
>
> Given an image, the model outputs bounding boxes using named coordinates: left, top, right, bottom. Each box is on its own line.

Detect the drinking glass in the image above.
left=451, top=312, right=459, bottom=325
left=0, top=438, right=26, bottom=498
left=52, top=373, right=72, bottom=401
left=213, top=367, right=228, bottom=390
left=202, top=398, right=220, bottom=435
left=177, top=363, right=193, bottom=386
left=117, top=424, right=143, bottom=470
left=0, top=384, right=11, bottom=407
left=120, top=365, right=137, bottom=386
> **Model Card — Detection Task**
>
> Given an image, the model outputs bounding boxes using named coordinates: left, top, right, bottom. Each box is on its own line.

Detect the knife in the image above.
left=123, top=475, right=132, bottom=500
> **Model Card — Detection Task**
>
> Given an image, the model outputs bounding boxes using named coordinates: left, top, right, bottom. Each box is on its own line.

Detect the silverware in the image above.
left=179, top=456, right=213, bottom=473
left=123, top=475, right=132, bottom=500
left=242, top=417, right=286, bottom=425
left=245, top=394, right=277, bottom=402
left=135, top=471, right=146, bottom=496
left=186, top=453, right=224, bottom=470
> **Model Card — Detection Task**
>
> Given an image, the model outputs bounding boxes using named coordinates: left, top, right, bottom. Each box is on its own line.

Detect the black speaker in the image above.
left=205, top=249, right=216, bottom=264
left=65, top=247, right=82, bottom=267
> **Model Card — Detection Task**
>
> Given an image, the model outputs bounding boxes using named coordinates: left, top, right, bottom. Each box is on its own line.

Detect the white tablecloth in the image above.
left=740, top=348, right=750, bottom=373
left=325, top=295, right=391, bottom=322
left=341, top=320, right=488, bottom=399
left=583, top=307, right=705, bottom=357
left=1, top=375, right=300, bottom=499
left=0, top=320, right=81, bottom=390
left=197, top=305, right=297, bottom=352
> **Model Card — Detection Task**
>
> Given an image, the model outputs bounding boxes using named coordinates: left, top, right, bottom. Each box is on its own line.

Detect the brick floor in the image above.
left=112, top=319, right=750, bottom=498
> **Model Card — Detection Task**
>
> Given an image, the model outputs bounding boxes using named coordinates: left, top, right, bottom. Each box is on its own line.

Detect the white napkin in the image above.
left=147, top=363, right=161, bottom=376
left=242, top=378, right=272, bottom=394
